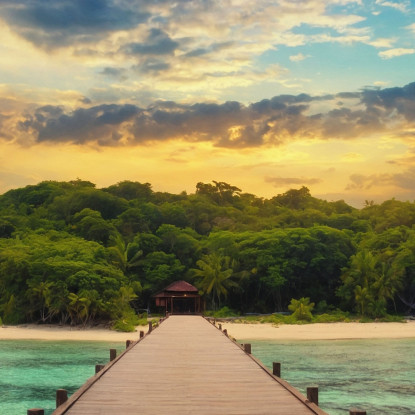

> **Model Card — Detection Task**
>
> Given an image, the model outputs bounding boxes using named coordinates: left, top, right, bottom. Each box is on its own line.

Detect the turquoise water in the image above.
left=242, top=338, right=415, bottom=415
left=0, top=340, right=124, bottom=415
left=1, top=339, right=414, bottom=414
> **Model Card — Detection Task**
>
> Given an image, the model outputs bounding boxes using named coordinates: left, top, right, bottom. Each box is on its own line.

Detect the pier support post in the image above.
left=126, top=340, right=133, bottom=348
left=140, top=330, right=145, bottom=338
left=272, top=362, right=281, bottom=377
left=27, top=410, right=44, bottom=415
left=307, top=386, right=318, bottom=406
left=56, top=389, right=68, bottom=408
left=218, top=323, right=222, bottom=330
left=244, top=343, right=252, bottom=354
left=223, top=329, right=228, bottom=336
left=110, top=348, right=117, bottom=361
left=349, top=410, right=366, bottom=415
left=95, top=364, right=105, bottom=374
left=148, top=321, right=152, bottom=333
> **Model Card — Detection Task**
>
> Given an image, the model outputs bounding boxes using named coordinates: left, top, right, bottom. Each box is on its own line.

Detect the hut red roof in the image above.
left=163, top=280, right=198, bottom=292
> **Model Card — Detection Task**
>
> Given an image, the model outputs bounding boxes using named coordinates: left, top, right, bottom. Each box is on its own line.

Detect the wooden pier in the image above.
left=49, top=315, right=330, bottom=415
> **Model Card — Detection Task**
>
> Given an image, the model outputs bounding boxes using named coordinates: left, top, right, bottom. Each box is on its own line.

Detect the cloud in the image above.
left=18, top=104, right=141, bottom=145
left=387, top=148, right=415, bottom=166
left=375, top=0, right=409, bottom=13
left=122, top=28, right=179, bottom=56
left=132, top=59, right=171, bottom=74
left=379, top=48, right=415, bottom=59
left=341, top=152, right=364, bottom=161
left=8, top=81, right=415, bottom=149
left=99, top=67, right=128, bottom=81
left=346, top=173, right=393, bottom=190
left=289, top=53, right=310, bottom=62
left=265, top=176, right=322, bottom=187
left=346, top=167, right=415, bottom=191
left=360, top=82, right=415, bottom=122
left=0, top=0, right=149, bottom=49
left=368, top=38, right=396, bottom=48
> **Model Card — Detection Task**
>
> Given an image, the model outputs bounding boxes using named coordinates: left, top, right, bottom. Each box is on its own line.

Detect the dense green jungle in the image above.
left=1, top=179, right=414, bottom=330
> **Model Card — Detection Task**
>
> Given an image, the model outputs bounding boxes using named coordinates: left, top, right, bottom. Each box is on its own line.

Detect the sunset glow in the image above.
left=1, top=0, right=415, bottom=206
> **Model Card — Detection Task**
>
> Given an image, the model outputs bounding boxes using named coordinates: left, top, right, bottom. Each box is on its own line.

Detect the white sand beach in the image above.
left=222, top=320, right=415, bottom=341
left=0, top=324, right=148, bottom=342
left=1, top=319, right=415, bottom=342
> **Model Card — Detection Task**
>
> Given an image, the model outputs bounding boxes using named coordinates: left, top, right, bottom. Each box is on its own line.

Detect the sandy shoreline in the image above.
left=222, top=320, right=415, bottom=341
left=0, top=324, right=148, bottom=342
left=1, top=319, right=415, bottom=341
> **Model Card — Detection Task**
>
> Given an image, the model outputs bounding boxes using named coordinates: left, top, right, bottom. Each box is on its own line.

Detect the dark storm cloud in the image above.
left=13, top=81, right=415, bottom=148
left=0, top=0, right=149, bottom=48
left=122, top=29, right=179, bottom=56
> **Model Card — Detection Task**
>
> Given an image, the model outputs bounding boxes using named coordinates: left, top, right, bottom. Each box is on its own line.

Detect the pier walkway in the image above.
left=52, top=316, right=328, bottom=415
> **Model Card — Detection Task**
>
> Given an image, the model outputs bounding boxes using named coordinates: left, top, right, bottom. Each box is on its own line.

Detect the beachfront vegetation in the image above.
left=0, top=179, right=414, bottom=328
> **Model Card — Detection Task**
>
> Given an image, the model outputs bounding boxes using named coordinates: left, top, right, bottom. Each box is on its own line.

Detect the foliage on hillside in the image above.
left=1, top=179, right=415, bottom=327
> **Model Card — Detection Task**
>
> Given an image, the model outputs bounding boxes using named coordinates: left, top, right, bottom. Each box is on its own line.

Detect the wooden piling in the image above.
left=148, top=321, right=152, bottom=333
left=140, top=330, right=144, bottom=338
left=307, top=386, right=318, bottom=406
left=272, top=362, right=281, bottom=377
left=126, top=340, right=133, bottom=348
left=218, top=323, right=222, bottom=330
left=223, top=328, right=228, bottom=336
left=27, top=409, right=44, bottom=415
left=349, top=410, right=366, bottom=415
left=95, top=364, right=105, bottom=374
left=244, top=343, right=252, bottom=354
left=110, top=348, right=117, bottom=361
left=56, top=389, right=68, bottom=408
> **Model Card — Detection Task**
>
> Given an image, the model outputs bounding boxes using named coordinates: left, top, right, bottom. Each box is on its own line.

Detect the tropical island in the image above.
left=1, top=179, right=414, bottom=332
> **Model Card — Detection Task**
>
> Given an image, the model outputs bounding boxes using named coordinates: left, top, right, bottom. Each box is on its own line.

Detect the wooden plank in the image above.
left=54, top=316, right=329, bottom=415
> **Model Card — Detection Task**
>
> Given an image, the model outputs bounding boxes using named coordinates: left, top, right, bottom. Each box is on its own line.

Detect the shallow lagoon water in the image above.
left=1, top=338, right=414, bottom=414
left=242, top=338, right=415, bottom=415
left=0, top=340, right=124, bottom=415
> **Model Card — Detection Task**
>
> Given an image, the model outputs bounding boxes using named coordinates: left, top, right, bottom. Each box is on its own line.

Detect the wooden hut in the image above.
left=153, top=281, right=203, bottom=315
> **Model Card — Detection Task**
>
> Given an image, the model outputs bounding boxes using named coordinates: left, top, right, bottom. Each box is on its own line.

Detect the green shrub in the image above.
left=313, top=309, right=351, bottom=323
left=288, top=297, right=314, bottom=321
left=1, top=295, right=24, bottom=324
left=208, top=306, right=239, bottom=318
left=112, top=309, right=140, bottom=332
left=359, top=316, right=373, bottom=323
left=378, top=314, right=405, bottom=323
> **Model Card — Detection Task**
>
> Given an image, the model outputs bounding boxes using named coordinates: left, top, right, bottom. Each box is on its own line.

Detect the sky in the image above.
left=1, top=0, right=415, bottom=207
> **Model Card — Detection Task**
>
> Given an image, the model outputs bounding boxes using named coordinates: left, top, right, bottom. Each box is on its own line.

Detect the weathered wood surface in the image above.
left=54, top=316, right=328, bottom=415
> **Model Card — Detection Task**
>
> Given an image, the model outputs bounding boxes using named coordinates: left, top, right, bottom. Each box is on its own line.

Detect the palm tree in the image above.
left=193, top=252, right=235, bottom=310
left=67, top=292, right=91, bottom=326
left=373, top=261, right=403, bottom=313
left=354, top=285, right=372, bottom=316
left=107, top=233, right=143, bottom=273
left=26, top=280, right=54, bottom=323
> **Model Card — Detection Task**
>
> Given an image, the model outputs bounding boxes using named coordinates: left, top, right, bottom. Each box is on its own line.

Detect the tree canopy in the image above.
left=1, top=179, right=415, bottom=325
